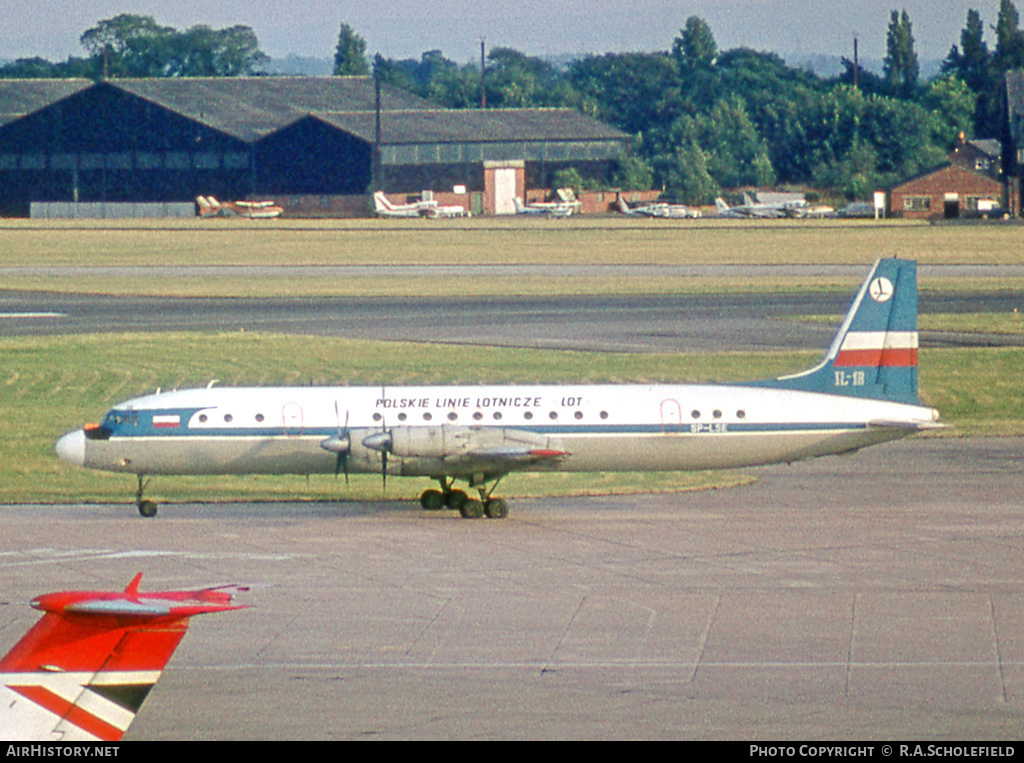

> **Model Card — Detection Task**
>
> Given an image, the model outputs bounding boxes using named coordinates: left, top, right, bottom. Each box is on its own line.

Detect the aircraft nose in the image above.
left=56, top=429, right=86, bottom=468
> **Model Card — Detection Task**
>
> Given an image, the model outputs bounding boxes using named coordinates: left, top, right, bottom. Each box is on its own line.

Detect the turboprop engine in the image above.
left=362, top=425, right=557, bottom=461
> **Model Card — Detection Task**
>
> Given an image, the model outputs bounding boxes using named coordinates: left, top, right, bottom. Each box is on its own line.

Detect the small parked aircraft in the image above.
left=513, top=188, right=581, bottom=217
left=372, top=191, right=466, bottom=219
left=715, top=193, right=834, bottom=219
left=618, top=197, right=701, bottom=219
left=196, top=196, right=283, bottom=219
left=714, top=193, right=786, bottom=218
left=56, top=258, right=939, bottom=520
left=0, top=574, right=246, bottom=741
left=787, top=203, right=836, bottom=219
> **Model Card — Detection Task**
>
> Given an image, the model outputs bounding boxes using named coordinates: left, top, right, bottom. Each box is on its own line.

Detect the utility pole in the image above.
left=480, top=39, right=486, bottom=109
left=853, top=34, right=859, bottom=90
left=373, top=73, right=382, bottom=192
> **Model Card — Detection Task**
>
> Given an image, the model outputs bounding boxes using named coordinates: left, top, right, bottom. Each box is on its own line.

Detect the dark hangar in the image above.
left=0, top=76, right=628, bottom=216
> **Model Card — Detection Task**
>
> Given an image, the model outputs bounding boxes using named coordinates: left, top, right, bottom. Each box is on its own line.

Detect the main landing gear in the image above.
left=129, top=475, right=508, bottom=520
left=419, top=478, right=509, bottom=519
left=136, top=475, right=158, bottom=518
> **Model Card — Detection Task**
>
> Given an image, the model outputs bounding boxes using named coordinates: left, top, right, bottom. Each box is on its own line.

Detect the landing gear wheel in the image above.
left=459, top=498, right=484, bottom=519
left=484, top=498, right=508, bottom=519
left=445, top=489, right=468, bottom=511
left=420, top=489, right=445, bottom=511
left=135, top=476, right=157, bottom=518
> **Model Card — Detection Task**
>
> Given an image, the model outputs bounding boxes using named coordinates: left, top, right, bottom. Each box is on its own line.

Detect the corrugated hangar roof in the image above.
left=0, top=76, right=626, bottom=149
left=108, top=77, right=439, bottom=142
left=310, top=108, right=627, bottom=145
left=0, top=78, right=92, bottom=126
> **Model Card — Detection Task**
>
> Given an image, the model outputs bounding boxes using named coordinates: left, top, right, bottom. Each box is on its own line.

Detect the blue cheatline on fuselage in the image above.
left=55, top=258, right=941, bottom=517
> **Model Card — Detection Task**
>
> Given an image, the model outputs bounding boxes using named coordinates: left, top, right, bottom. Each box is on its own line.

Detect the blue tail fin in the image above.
left=755, top=258, right=920, bottom=404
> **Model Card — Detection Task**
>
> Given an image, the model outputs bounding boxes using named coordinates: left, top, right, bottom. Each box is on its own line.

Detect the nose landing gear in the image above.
left=136, top=475, right=158, bottom=518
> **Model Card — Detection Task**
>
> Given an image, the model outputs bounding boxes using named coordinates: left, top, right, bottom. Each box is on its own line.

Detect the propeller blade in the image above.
left=358, top=416, right=390, bottom=495
left=326, top=402, right=351, bottom=484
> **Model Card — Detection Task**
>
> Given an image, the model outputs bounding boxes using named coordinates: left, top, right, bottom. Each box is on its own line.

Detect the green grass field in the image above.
left=2, top=219, right=1020, bottom=504
left=2, top=217, right=1023, bottom=297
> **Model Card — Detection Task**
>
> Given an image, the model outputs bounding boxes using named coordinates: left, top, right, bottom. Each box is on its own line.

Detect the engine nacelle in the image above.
left=384, top=425, right=551, bottom=459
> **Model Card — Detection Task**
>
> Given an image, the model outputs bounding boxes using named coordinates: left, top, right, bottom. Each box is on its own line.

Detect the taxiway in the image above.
left=2, top=437, right=1022, bottom=739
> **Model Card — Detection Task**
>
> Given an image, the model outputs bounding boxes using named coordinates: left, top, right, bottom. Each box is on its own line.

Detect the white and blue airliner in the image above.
left=56, top=258, right=941, bottom=519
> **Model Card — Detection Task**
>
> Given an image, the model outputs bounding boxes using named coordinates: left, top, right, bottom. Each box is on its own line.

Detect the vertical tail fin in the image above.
left=0, top=575, right=246, bottom=741
left=755, top=258, right=920, bottom=404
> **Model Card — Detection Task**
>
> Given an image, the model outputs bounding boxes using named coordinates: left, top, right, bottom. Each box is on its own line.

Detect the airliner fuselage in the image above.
left=55, top=258, right=940, bottom=519
left=59, top=382, right=938, bottom=478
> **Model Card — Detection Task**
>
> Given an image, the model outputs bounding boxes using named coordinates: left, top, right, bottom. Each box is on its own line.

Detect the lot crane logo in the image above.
left=869, top=276, right=894, bottom=302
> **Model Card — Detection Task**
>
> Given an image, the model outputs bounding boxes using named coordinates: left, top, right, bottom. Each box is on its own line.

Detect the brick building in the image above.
left=888, top=163, right=1004, bottom=220
left=947, top=136, right=1002, bottom=179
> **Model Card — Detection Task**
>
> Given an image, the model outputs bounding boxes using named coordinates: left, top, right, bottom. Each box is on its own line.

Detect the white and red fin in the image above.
left=0, top=574, right=247, bottom=741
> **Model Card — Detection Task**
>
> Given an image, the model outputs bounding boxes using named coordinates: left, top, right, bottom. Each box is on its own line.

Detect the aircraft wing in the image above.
left=360, top=425, right=569, bottom=478
left=459, top=444, right=569, bottom=467
left=0, top=574, right=246, bottom=741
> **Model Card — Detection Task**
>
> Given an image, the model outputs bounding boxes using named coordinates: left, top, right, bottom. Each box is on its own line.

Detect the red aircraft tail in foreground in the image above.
left=0, top=573, right=247, bottom=741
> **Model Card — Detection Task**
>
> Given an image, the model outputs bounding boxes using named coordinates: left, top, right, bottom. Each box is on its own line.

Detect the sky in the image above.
left=0, top=1, right=1011, bottom=65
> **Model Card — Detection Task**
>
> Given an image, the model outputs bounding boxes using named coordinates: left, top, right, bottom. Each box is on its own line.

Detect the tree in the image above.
left=79, top=13, right=175, bottom=76
left=78, top=14, right=266, bottom=77
left=921, top=75, right=977, bottom=146
left=883, top=10, right=919, bottom=98
left=612, top=154, right=655, bottom=191
left=80, top=14, right=172, bottom=59
left=567, top=53, right=682, bottom=136
left=672, top=16, right=717, bottom=71
left=333, top=23, right=369, bottom=76
left=666, top=94, right=775, bottom=189
left=657, top=140, right=718, bottom=204
left=0, top=57, right=62, bottom=78
left=943, top=9, right=1004, bottom=137
left=483, top=47, right=572, bottom=108
left=169, top=25, right=268, bottom=77
left=951, top=8, right=991, bottom=92
left=995, top=0, right=1024, bottom=70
